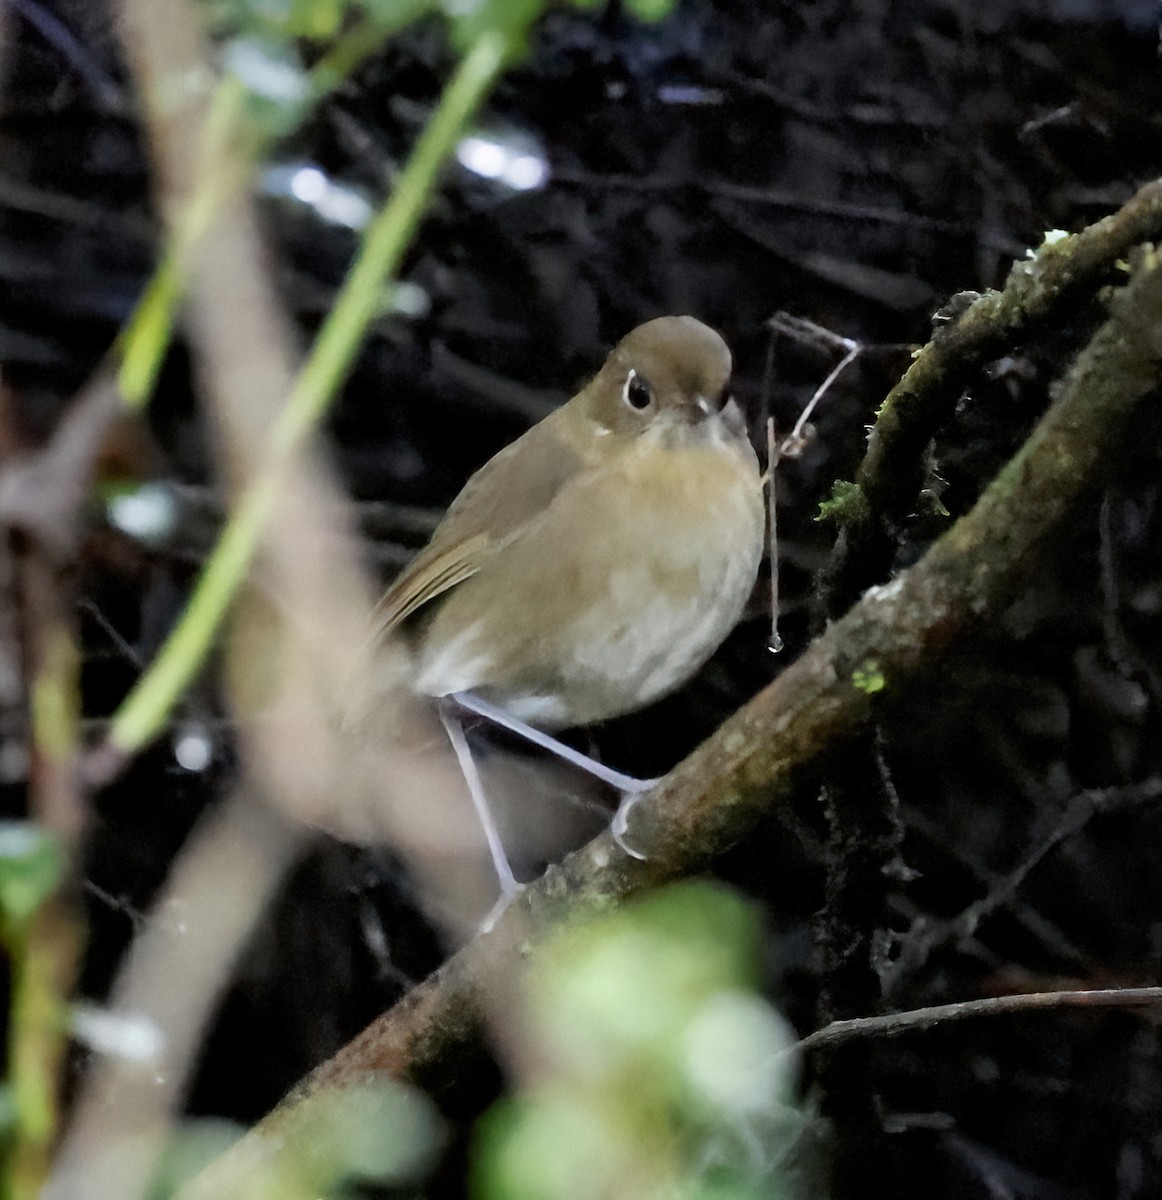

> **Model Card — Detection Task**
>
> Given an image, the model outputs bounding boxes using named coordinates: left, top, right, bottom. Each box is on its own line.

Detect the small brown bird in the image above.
left=373, top=316, right=765, bottom=889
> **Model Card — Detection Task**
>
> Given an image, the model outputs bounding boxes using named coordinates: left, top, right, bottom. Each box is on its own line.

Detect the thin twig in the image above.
left=778, top=339, right=859, bottom=458
left=792, top=986, right=1162, bottom=1059
left=762, top=315, right=862, bottom=652
left=765, top=417, right=782, bottom=654
left=116, top=4, right=435, bottom=413
left=0, top=376, right=119, bottom=1200
left=6, top=547, right=83, bottom=1199
left=552, top=168, right=977, bottom=234
left=885, top=777, right=1162, bottom=993
left=7, top=0, right=125, bottom=112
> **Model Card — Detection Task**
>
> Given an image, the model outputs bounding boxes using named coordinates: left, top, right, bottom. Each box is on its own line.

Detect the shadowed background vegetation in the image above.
left=3, top=1, right=1162, bottom=1197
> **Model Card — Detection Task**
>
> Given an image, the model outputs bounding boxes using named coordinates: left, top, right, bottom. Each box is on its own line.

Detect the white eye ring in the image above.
left=622, top=369, right=652, bottom=410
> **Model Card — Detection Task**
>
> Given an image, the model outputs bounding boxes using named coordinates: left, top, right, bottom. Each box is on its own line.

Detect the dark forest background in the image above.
left=3, top=1, right=1162, bottom=1197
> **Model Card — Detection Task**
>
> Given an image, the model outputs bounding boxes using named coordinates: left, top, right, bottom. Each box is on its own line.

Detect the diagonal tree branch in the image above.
left=314, top=248, right=1162, bottom=1073
left=177, top=224, right=1162, bottom=1198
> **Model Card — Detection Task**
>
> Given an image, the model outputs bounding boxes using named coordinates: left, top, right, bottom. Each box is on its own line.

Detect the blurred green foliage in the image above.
left=145, top=1078, right=441, bottom=1199
left=0, top=824, right=68, bottom=1195
left=473, top=882, right=802, bottom=1200
left=0, top=825, right=64, bottom=935
left=206, top=0, right=675, bottom=57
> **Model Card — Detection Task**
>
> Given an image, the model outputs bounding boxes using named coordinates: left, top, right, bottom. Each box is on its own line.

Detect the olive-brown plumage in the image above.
left=373, top=315, right=765, bottom=730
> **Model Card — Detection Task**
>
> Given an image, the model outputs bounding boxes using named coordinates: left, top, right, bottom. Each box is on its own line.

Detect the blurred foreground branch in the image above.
left=43, top=3, right=518, bottom=1198
left=0, top=372, right=122, bottom=1199
left=43, top=793, right=302, bottom=1200
left=98, top=25, right=511, bottom=767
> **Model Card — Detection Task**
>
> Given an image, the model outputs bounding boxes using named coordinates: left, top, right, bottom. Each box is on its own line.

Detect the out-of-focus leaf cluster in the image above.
left=206, top=0, right=426, bottom=41
left=473, top=882, right=802, bottom=1200
left=0, top=824, right=64, bottom=936
left=145, top=1077, right=440, bottom=1199
left=206, top=0, right=675, bottom=57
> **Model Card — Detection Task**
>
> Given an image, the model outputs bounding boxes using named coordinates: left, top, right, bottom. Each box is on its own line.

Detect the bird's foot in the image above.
left=611, top=786, right=657, bottom=861
left=479, top=881, right=525, bottom=934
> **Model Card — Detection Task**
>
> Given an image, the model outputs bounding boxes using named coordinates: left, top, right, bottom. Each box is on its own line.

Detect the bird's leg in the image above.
left=450, top=691, right=654, bottom=862
left=449, top=691, right=659, bottom=794
left=437, top=698, right=522, bottom=913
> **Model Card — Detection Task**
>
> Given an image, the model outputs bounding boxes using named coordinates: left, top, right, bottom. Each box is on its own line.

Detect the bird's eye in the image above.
left=623, top=369, right=653, bottom=410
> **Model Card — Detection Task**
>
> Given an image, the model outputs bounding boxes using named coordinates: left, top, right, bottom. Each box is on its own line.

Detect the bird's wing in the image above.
left=370, top=532, right=492, bottom=635
left=370, top=409, right=586, bottom=639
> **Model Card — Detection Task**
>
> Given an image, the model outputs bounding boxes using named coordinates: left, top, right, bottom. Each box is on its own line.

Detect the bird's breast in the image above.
left=415, top=430, right=765, bottom=728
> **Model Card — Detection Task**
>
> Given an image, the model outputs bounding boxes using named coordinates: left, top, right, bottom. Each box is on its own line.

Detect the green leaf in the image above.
left=0, top=1084, right=18, bottom=1134
left=145, top=1120, right=242, bottom=1200
left=474, top=1090, right=631, bottom=1200
left=361, top=0, right=432, bottom=27
left=533, top=882, right=763, bottom=1088
left=441, top=0, right=543, bottom=58
left=852, top=661, right=887, bottom=695
left=815, top=478, right=869, bottom=525
left=473, top=883, right=798, bottom=1200
left=291, top=0, right=345, bottom=38
left=0, top=824, right=64, bottom=929
left=209, top=0, right=344, bottom=38
left=625, top=0, right=674, bottom=21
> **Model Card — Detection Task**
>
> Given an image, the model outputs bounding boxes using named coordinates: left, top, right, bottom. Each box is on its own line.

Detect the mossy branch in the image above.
left=822, top=178, right=1162, bottom=615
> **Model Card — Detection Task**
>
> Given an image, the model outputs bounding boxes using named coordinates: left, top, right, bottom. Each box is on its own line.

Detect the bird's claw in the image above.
left=479, top=881, right=526, bottom=934
left=611, top=792, right=649, bottom=861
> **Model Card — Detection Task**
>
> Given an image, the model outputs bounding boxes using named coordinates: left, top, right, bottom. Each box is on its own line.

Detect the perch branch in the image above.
left=178, top=221, right=1162, bottom=1197
left=299, top=242, right=1162, bottom=1082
